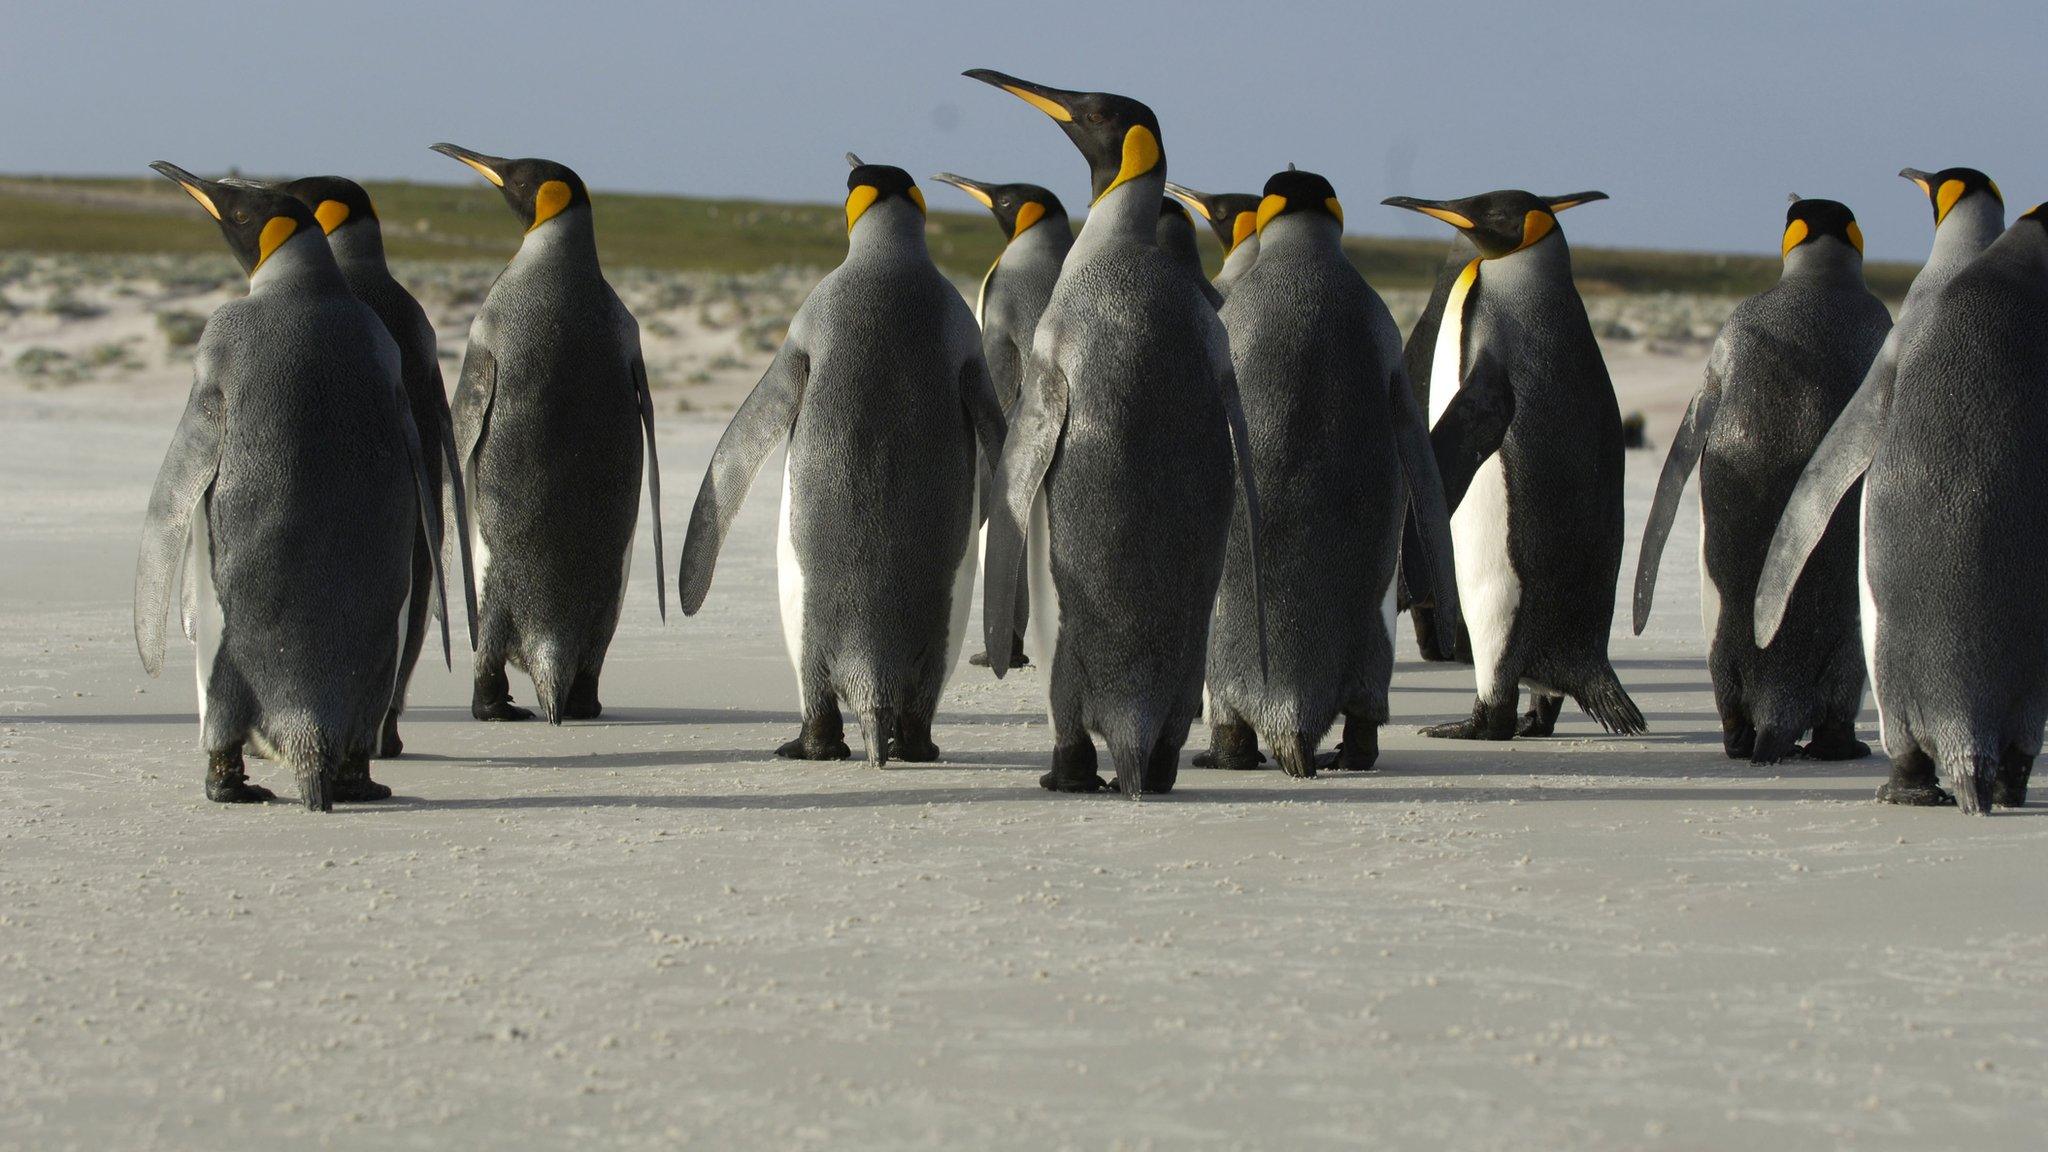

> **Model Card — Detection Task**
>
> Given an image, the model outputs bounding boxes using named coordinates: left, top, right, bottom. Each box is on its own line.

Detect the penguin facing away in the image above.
left=1634, top=197, right=1889, bottom=765
left=431, top=143, right=664, bottom=726
left=1156, top=196, right=1224, bottom=307
left=1753, top=167, right=2005, bottom=677
left=279, top=175, right=479, bottom=759
left=1164, top=181, right=1262, bottom=296
left=677, top=158, right=1004, bottom=766
left=1202, top=167, right=1463, bottom=778
left=1756, top=205, right=2048, bottom=813
left=1382, top=188, right=1644, bottom=741
left=136, top=164, right=445, bottom=810
left=965, top=67, right=1268, bottom=797
left=929, top=171, right=1074, bottom=670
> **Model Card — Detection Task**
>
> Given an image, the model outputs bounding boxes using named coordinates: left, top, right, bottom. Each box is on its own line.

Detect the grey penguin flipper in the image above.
left=438, top=411, right=479, bottom=648
left=632, top=355, right=667, bottom=621
left=135, top=367, right=225, bottom=677
left=393, top=400, right=452, bottom=668
left=1633, top=386, right=1719, bottom=634
left=983, top=361, right=1069, bottom=679
left=960, top=354, right=1008, bottom=522
left=451, top=342, right=495, bottom=522
left=677, top=342, right=808, bottom=614
left=1219, top=366, right=1269, bottom=680
left=1753, top=344, right=1896, bottom=647
left=1388, top=365, right=1466, bottom=659
left=1427, top=349, right=1516, bottom=511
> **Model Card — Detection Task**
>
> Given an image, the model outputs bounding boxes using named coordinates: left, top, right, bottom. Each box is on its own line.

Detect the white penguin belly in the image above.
left=1698, top=501, right=1719, bottom=641
left=776, top=452, right=805, bottom=681
left=190, top=503, right=222, bottom=738
left=1450, top=453, right=1519, bottom=701
left=1858, top=486, right=1887, bottom=752
left=1426, top=262, right=1479, bottom=428
left=942, top=479, right=980, bottom=687
left=390, top=592, right=411, bottom=706
left=1027, top=491, right=1059, bottom=719
left=468, top=477, right=491, bottom=606
left=1380, top=571, right=1398, bottom=649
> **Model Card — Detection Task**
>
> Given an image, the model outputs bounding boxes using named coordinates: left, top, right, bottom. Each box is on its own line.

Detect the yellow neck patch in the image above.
left=1516, top=210, right=1555, bottom=251
left=1229, top=211, right=1257, bottom=252
left=530, top=180, right=572, bottom=232
left=1013, top=200, right=1046, bottom=239
left=1935, top=179, right=1967, bottom=223
left=1254, top=194, right=1286, bottom=234
left=1095, top=125, right=1160, bottom=205
left=907, top=186, right=926, bottom=214
left=254, top=216, right=298, bottom=272
left=845, top=184, right=880, bottom=233
left=1004, top=85, right=1073, bottom=122
left=1845, top=220, right=1864, bottom=253
left=1781, top=218, right=1810, bottom=258
left=1325, top=197, right=1345, bottom=226
left=314, top=199, right=351, bottom=236
left=1446, top=257, right=1482, bottom=329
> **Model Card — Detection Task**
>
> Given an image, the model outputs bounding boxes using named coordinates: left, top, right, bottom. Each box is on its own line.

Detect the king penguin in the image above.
left=929, top=171, right=1074, bottom=669
left=431, top=143, right=664, bottom=725
left=677, top=158, right=1004, bottom=765
left=1202, top=167, right=1463, bottom=777
left=1156, top=196, right=1224, bottom=307
left=135, top=164, right=445, bottom=810
left=965, top=68, right=1267, bottom=797
left=1382, top=188, right=1644, bottom=740
left=1756, top=205, right=2048, bottom=813
left=1634, top=197, right=1890, bottom=764
left=1164, top=182, right=1262, bottom=297
left=279, top=175, right=478, bottom=758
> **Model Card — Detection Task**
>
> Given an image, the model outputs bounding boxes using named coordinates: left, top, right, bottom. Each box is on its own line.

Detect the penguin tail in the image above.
left=1574, top=667, right=1647, bottom=737
left=529, top=646, right=571, bottom=726
left=1932, top=741, right=1999, bottom=815
left=1272, top=731, right=1319, bottom=780
left=1104, top=713, right=1169, bottom=800
left=856, top=707, right=896, bottom=768
left=268, top=723, right=340, bottom=813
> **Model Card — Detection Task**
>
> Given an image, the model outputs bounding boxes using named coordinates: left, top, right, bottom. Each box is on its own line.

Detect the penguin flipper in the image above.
left=393, top=395, right=451, bottom=669
left=959, top=353, right=1007, bottom=523
left=633, top=355, right=667, bottom=622
left=678, top=341, right=808, bottom=615
left=1754, top=342, right=1896, bottom=647
left=436, top=388, right=480, bottom=650
left=450, top=341, right=495, bottom=550
left=1388, top=365, right=1466, bottom=660
left=1219, top=366, right=1269, bottom=681
left=1633, top=383, right=1718, bottom=635
left=983, top=360, right=1069, bottom=679
left=1428, top=349, right=1516, bottom=511
left=135, top=363, right=225, bottom=677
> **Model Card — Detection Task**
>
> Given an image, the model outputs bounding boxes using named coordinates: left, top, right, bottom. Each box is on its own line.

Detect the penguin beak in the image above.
left=963, top=69, right=1079, bottom=122
left=1380, top=196, right=1478, bottom=231
left=1163, top=182, right=1213, bottom=221
left=1899, top=167, right=1935, bottom=194
left=430, top=143, right=510, bottom=188
left=149, top=161, right=226, bottom=221
left=1542, top=190, right=1609, bottom=213
left=930, top=173, right=995, bottom=209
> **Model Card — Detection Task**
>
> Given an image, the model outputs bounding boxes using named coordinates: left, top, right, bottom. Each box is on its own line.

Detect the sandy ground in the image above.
left=3, top=300, right=2046, bottom=1150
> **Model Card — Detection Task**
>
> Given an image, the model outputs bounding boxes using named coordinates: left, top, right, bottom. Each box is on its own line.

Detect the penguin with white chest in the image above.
left=678, top=159, right=1005, bottom=765
left=1757, top=205, right=2048, bottom=813
left=1635, top=197, right=1890, bottom=764
left=135, top=165, right=445, bottom=810
left=433, top=144, right=664, bottom=726
left=966, top=68, right=1268, bottom=797
left=279, top=175, right=478, bottom=758
left=929, top=171, right=1073, bottom=669
left=1203, top=167, right=1463, bottom=777
left=1164, top=182, right=1262, bottom=297
left=1383, top=189, right=1644, bottom=740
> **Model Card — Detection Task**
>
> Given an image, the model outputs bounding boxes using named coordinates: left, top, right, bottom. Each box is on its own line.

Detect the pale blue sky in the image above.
left=7, top=1, right=2043, bottom=260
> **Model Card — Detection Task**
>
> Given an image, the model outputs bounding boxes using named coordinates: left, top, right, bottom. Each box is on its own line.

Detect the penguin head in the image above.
left=277, top=175, right=378, bottom=238
left=1382, top=188, right=1606, bottom=258
left=430, top=143, right=590, bottom=233
left=1780, top=197, right=1864, bottom=260
left=1899, top=167, right=2001, bottom=226
left=1165, top=183, right=1262, bottom=254
left=843, top=155, right=926, bottom=235
left=1253, top=168, right=1346, bottom=235
left=149, top=162, right=320, bottom=277
left=930, top=173, right=1066, bottom=241
left=964, top=69, right=1163, bottom=204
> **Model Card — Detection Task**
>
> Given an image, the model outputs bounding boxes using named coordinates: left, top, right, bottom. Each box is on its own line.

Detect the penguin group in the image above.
left=133, top=72, right=2047, bottom=817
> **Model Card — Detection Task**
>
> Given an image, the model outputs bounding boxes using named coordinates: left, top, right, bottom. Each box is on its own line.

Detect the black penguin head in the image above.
left=277, top=175, right=378, bottom=237
left=2020, top=202, right=2048, bottom=236
left=843, top=155, right=925, bottom=235
left=1899, top=167, right=2001, bottom=226
left=930, top=173, right=1064, bottom=240
left=964, top=70, right=1162, bottom=204
left=149, top=162, right=320, bottom=277
left=1165, top=183, right=1262, bottom=254
left=430, top=143, right=591, bottom=232
left=1381, top=188, right=1607, bottom=259
left=1254, top=168, right=1345, bottom=234
left=1781, top=197, right=1863, bottom=259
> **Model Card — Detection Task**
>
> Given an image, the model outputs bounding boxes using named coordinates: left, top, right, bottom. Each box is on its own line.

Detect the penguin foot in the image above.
left=968, top=646, right=1031, bottom=669
left=1317, top=736, right=1382, bottom=773
left=1749, top=728, right=1802, bottom=767
left=205, top=750, right=274, bottom=804
left=377, top=713, right=404, bottom=759
left=564, top=673, right=602, bottom=721
left=968, top=651, right=992, bottom=668
left=562, top=700, right=603, bottom=721
left=775, top=736, right=851, bottom=761
left=1721, top=725, right=1757, bottom=761
left=1202, top=722, right=1266, bottom=771
left=1993, top=762, right=2031, bottom=808
left=888, top=737, right=941, bottom=763
left=472, top=699, right=535, bottom=722
left=1875, top=779, right=1956, bottom=807
left=1420, top=718, right=1515, bottom=741
left=1041, top=742, right=1107, bottom=793
left=1191, top=748, right=1269, bottom=769
left=1800, top=736, right=1871, bottom=762
left=1517, top=695, right=1564, bottom=738
left=333, top=758, right=392, bottom=803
